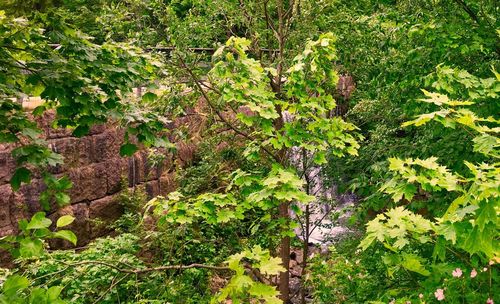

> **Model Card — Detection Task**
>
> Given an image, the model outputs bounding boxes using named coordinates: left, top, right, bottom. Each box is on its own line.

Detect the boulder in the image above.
left=68, top=163, right=108, bottom=203
left=91, top=128, right=124, bottom=163
left=47, top=136, right=93, bottom=173
left=89, top=195, right=123, bottom=238
left=105, top=157, right=129, bottom=194
left=0, top=149, right=15, bottom=185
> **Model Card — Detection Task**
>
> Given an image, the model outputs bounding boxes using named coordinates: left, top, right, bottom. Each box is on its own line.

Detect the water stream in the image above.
left=284, top=111, right=357, bottom=245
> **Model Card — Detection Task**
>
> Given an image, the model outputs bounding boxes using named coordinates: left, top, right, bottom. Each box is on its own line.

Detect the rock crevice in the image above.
left=0, top=111, right=191, bottom=247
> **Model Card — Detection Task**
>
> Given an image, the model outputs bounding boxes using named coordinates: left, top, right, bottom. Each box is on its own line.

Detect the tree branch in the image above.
left=453, top=0, right=480, bottom=24
left=177, top=56, right=281, bottom=163
left=263, top=0, right=279, bottom=39
left=59, top=260, right=230, bottom=274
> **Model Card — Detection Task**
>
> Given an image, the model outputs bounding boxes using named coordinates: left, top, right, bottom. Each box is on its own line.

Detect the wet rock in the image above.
left=176, top=142, right=197, bottom=167
left=0, top=185, right=13, bottom=230
left=19, top=178, right=47, bottom=214
left=145, top=180, right=160, bottom=199
left=0, top=108, right=200, bottom=250
left=128, top=152, right=148, bottom=187
left=0, top=250, right=14, bottom=268
left=35, top=112, right=73, bottom=139
left=105, top=157, right=128, bottom=194
left=289, top=277, right=301, bottom=298
left=159, top=173, right=177, bottom=195
left=89, top=124, right=107, bottom=135
left=9, top=190, right=28, bottom=232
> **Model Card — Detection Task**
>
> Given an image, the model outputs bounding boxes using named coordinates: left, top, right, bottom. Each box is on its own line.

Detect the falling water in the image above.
left=284, top=113, right=357, bottom=245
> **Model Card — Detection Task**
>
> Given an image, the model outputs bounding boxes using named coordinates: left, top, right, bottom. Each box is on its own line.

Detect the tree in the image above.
left=0, top=10, right=168, bottom=208
left=148, top=33, right=360, bottom=303
left=320, top=0, right=499, bottom=220
left=361, top=68, right=499, bottom=302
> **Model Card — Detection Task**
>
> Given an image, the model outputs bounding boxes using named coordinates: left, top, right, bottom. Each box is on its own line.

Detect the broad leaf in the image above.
left=53, top=230, right=78, bottom=245
left=56, top=215, right=75, bottom=228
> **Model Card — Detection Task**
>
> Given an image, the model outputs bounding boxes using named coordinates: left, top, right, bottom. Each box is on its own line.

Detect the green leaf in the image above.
left=10, top=167, right=31, bottom=191
left=119, top=143, right=138, bottom=156
left=216, top=209, right=235, bottom=223
left=72, top=125, right=89, bottom=137
left=27, top=212, right=52, bottom=230
left=432, top=237, right=447, bottom=262
left=436, top=222, right=457, bottom=244
left=476, top=201, right=496, bottom=231
left=2, top=275, right=30, bottom=297
left=54, top=192, right=71, bottom=206
left=29, top=288, right=47, bottom=303
left=32, top=105, right=46, bottom=116
left=52, top=230, right=77, bottom=245
left=462, top=225, right=494, bottom=257
left=359, top=233, right=376, bottom=250
left=47, top=286, right=63, bottom=301
left=248, top=282, right=279, bottom=297
left=21, top=128, right=41, bottom=139
left=19, top=238, right=44, bottom=257
left=32, top=228, right=51, bottom=238
left=472, top=134, right=499, bottom=156
left=141, top=92, right=157, bottom=102
left=258, top=257, right=285, bottom=275
left=401, top=254, right=430, bottom=276
left=56, top=215, right=75, bottom=228
left=55, top=177, right=73, bottom=191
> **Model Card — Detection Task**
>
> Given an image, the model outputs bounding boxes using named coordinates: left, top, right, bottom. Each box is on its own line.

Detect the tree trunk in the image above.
left=300, top=204, right=310, bottom=304
left=300, top=147, right=310, bottom=304
left=279, top=201, right=291, bottom=303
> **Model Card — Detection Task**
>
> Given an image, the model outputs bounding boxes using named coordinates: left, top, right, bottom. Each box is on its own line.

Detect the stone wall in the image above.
left=0, top=111, right=195, bottom=248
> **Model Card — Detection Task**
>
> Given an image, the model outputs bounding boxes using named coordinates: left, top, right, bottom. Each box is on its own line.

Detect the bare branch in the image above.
left=177, top=56, right=281, bottom=163
left=59, top=260, right=230, bottom=274
left=263, top=0, right=279, bottom=37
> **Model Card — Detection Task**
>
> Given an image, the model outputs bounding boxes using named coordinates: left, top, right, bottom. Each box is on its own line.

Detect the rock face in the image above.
left=0, top=110, right=194, bottom=259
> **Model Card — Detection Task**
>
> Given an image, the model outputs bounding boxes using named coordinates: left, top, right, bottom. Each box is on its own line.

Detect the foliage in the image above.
left=0, top=212, right=76, bottom=259
left=361, top=70, right=499, bottom=302
left=0, top=10, right=168, bottom=203
left=0, top=212, right=75, bottom=304
left=112, top=181, right=148, bottom=233
left=144, top=32, right=361, bottom=302
left=19, top=234, right=165, bottom=304
left=306, top=238, right=390, bottom=303
left=322, top=0, right=499, bottom=219
left=0, top=274, right=66, bottom=304
left=15, top=233, right=286, bottom=304
left=213, top=246, right=284, bottom=304
left=0, top=0, right=498, bottom=303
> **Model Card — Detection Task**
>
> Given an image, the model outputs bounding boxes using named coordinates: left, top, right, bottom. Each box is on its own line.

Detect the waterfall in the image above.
left=284, top=112, right=357, bottom=245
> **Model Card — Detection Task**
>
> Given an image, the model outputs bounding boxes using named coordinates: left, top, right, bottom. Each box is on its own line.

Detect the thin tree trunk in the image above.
left=273, top=0, right=295, bottom=301
left=279, top=202, right=291, bottom=303
left=300, top=147, right=310, bottom=304
left=300, top=204, right=309, bottom=304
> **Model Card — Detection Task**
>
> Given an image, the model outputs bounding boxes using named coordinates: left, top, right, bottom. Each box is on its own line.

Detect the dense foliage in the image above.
left=0, top=0, right=498, bottom=303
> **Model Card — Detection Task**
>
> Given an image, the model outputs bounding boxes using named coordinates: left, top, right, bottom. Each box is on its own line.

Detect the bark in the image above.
left=300, top=148, right=310, bottom=304
left=279, top=202, right=291, bottom=303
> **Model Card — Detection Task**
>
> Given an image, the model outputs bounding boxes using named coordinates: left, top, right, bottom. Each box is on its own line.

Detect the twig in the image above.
left=177, top=56, right=281, bottom=163
left=92, top=273, right=131, bottom=304
left=263, top=0, right=278, bottom=36
left=59, top=260, right=230, bottom=274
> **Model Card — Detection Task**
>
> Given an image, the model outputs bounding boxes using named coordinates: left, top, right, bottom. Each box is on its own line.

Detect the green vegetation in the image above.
left=0, top=0, right=498, bottom=303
